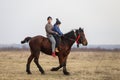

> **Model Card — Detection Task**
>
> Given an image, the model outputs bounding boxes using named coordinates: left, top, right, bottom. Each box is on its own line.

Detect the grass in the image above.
left=0, top=51, right=120, bottom=80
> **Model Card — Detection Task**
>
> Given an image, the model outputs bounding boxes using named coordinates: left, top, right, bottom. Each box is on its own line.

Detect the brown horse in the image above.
left=21, top=28, right=88, bottom=75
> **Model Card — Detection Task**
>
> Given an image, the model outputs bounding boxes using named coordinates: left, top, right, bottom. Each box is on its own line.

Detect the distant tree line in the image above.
left=0, top=46, right=120, bottom=52
left=71, top=48, right=120, bottom=52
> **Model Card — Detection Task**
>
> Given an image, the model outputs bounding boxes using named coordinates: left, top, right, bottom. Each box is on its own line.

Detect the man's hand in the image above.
left=55, top=32, right=58, bottom=35
left=61, top=35, right=64, bottom=38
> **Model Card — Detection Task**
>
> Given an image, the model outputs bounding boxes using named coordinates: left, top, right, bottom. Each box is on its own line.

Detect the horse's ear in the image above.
left=72, top=29, right=77, bottom=32
left=79, top=27, right=81, bottom=30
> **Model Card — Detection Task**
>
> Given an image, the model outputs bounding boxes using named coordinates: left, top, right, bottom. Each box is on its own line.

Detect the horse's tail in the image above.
left=21, top=37, right=32, bottom=44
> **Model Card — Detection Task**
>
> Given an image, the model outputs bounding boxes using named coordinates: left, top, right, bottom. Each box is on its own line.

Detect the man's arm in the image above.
left=45, top=25, right=56, bottom=34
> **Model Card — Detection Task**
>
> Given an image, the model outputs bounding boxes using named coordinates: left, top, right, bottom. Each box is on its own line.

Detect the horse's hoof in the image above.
left=26, top=70, right=32, bottom=75
left=41, top=72, right=45, bottom=75
left=27, top=72, right=32, bottom=75
left=51, top=67, right=58, bottom=71
left=64, top=72, right=70, bottom=75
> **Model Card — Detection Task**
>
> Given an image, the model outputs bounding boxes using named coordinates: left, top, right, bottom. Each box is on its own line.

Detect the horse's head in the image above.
left=75, top=28, right=88, bottom=47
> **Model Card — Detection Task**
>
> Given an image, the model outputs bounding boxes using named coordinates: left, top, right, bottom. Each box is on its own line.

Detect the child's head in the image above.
left=47, top=16, right=52, bottom=24
left=55, top=18, right=61, bottom=26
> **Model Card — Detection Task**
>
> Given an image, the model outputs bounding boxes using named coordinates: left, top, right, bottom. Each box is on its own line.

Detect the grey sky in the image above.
left=0, top=0, right=120, bottom=44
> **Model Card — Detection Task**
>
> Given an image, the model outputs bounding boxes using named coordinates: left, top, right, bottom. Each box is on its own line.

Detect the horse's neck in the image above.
left=63, top=31, right=76, bottom=47
left=64, top=31, right=74, bottom=38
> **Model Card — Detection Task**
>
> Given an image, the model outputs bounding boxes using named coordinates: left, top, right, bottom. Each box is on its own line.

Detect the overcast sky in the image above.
left=0, top=0, right=120, bottom=45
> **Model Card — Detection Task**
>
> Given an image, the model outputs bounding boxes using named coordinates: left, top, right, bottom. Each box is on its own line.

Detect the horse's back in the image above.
left=29, top=35, right=49, bottom=46
left=29, top=35, right=52, bottom=55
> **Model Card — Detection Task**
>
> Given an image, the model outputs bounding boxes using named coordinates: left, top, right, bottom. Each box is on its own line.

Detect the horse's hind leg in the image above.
left=26, top=54, right=34, bottom=74
left=34, top=52, right=45, bottom=74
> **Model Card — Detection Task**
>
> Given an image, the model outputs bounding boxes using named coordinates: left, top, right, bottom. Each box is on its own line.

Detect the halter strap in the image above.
left=76, top=34, right=80, bottom=44
left=73, top=30, right=80, bottom=44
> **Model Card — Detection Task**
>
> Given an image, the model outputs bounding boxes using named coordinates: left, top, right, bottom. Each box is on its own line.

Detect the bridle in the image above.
left=75, top=34, right=80, bottom=44
left=74, top=30, right=81, bottom=45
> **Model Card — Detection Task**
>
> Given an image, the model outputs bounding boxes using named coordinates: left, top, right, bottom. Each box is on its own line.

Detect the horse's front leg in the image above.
left=62, top=56, right=70, bottom=75
left=51, top=61, right=70, bottom=75
left=51, top=65, right=62, bottom=71
left=63, top=62, right=70, bottom=75
left=51, top=56, right=62, bottom=71
left=51, top=54, right=70, bottom=75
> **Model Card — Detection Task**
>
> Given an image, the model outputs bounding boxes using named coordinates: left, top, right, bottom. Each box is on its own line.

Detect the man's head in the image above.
left=47, top=16, right=52, bottom=24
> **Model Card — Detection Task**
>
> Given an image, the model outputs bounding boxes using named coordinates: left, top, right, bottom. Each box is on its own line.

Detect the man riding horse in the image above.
left=45, top=16, right=63, bottom=57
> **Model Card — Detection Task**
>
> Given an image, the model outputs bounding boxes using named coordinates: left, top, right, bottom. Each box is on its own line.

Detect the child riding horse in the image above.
left=53, top=18, right=63, bottom=54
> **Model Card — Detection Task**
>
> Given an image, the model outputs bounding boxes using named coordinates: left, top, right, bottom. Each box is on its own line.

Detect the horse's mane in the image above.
left=61, top=30, right=76, bottom=43
left=63, top=30, right=74, bottom=36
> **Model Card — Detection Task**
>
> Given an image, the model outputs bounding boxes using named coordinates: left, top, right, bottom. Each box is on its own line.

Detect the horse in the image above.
left=21, top=27, right=88, bottom=75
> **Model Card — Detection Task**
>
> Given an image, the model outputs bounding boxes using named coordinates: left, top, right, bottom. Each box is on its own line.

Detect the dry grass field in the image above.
left=0, top=51, right=120, bottom=80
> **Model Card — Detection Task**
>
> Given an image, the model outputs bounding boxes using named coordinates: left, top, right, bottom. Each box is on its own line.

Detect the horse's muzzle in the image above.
left=83, top=41, right=88, bottom=46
